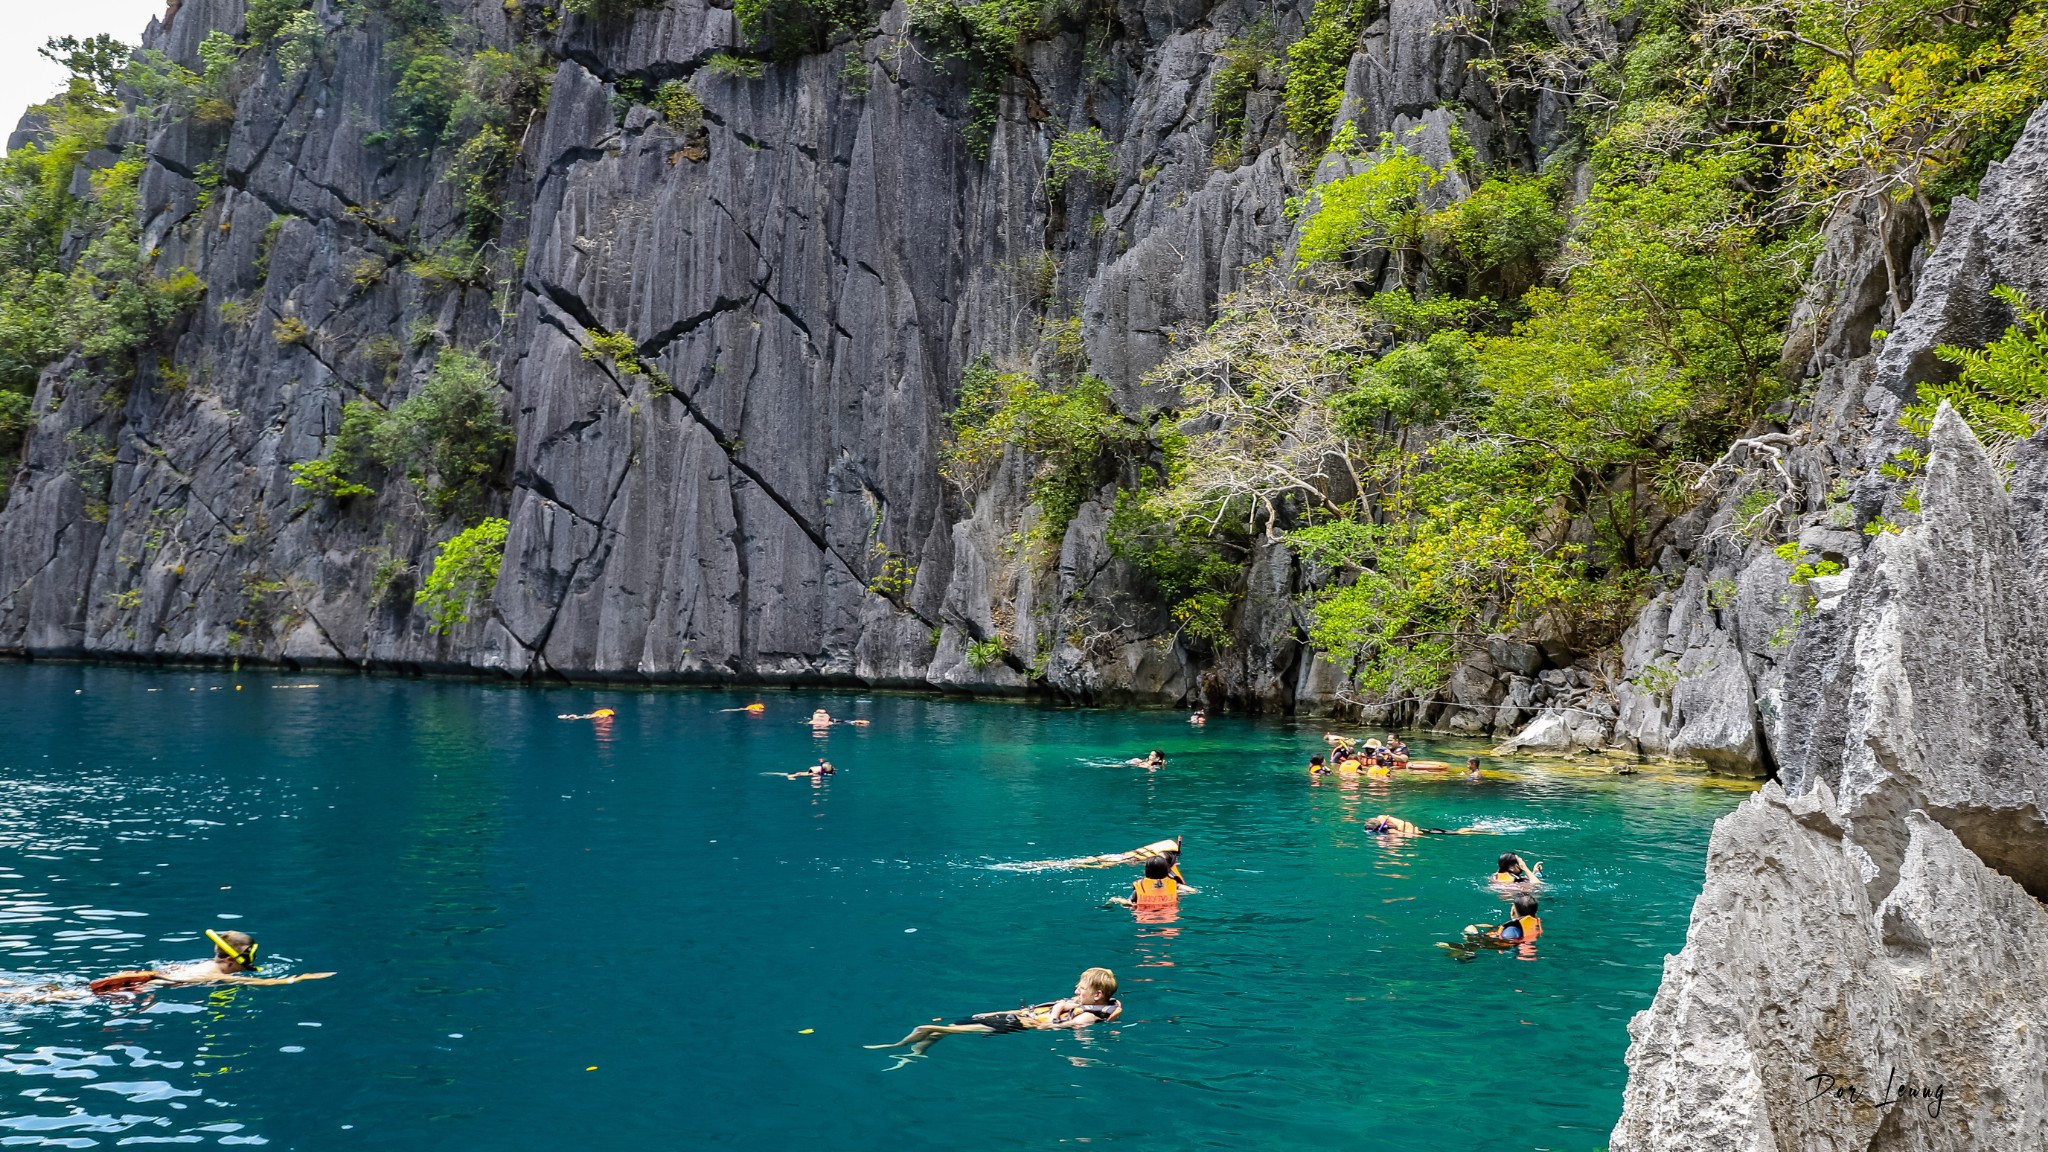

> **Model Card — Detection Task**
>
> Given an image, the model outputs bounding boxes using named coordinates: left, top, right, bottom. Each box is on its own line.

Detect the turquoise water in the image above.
left=0, top=664, right=1749, bottom=1150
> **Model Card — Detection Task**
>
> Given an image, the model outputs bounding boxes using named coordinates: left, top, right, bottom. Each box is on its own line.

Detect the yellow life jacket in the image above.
left=1132, top=877, right=1179, bottom=907
left=1492, top=871, right=1522, bottom=883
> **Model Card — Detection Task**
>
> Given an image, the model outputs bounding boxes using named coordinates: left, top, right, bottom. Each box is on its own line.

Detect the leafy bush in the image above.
left=1045, top=127, right=1117, bottom=196
left=290, top=347, right=513, bottom=516
left=1916, top=285, right=2048, bottom=458
left=655, top=80, right=705, bottom=132
left=945, top=357, right=1140, bottom=533
left=705, top=53, right=767, bottom=80
left=965, top=637, right=1007, bottom=669
left=563, top=0, right=668, bottom=20
left=905, top=0, right=1038, bottom=155
left=734, top=0, right=869, bottom=60
left=1283, top=0, right=1369, bottom=144
left=1209, top=19, right=1277, bottom=163
left=417, top=518, right=509, bottom=634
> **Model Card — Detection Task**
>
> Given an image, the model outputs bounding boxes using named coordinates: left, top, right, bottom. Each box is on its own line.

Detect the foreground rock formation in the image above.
left=1611, top=406, right=2048, bottom=1148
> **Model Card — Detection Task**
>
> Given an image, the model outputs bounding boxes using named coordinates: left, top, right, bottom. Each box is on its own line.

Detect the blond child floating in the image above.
left=865, top=967, right=1122, bottom=1061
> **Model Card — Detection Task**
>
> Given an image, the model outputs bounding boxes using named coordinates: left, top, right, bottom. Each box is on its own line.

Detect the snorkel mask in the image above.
left=206, top=929, right=258, bottom=970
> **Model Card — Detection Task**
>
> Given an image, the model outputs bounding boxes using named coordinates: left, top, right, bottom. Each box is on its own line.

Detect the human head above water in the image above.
left=209, top=929, right=257, bottom=970
left=1498, top=853, right=1521, bottom=873
left=1077, top=967, right=1117, bottom=1001
left=1143, top=857, right=1173, bottom=880
left=1512, top=894, right=1539, bottom=918
left=1310, top=754, right=1325, bottom=766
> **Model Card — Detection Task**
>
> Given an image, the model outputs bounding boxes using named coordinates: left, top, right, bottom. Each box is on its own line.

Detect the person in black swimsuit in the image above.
left=865, top=968, right=1122, bottom=1059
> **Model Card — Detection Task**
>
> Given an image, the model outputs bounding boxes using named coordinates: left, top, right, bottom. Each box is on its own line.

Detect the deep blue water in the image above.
left=0, top=664, right=1748, bottom=1150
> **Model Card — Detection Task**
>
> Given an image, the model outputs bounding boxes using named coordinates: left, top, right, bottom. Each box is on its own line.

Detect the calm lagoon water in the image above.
left=0, top=664, right=1750, bottom=1150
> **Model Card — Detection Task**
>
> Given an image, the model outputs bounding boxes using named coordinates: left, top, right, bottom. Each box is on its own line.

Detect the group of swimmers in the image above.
left=872, top=726, right=1553, bottom=1056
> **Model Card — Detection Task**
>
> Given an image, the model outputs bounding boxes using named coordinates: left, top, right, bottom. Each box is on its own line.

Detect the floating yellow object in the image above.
left=745, top=703, right=765, bottom=713
left=586, top=1066, right=598, bottom=1071
left=798, top=1029, right=814, bottom=1034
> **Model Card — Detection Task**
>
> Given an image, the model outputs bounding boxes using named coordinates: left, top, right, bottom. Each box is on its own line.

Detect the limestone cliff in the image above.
left=0, top=0, right=1547, bottom=702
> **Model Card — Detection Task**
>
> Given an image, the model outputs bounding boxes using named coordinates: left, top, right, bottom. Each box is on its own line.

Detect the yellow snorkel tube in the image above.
left=206, top=929, right=258, bottom=969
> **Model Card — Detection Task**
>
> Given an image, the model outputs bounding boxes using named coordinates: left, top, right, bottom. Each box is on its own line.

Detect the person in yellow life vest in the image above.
left=865, top=967, right=1122, bottom=1064
left=1464, top=893, right=1543, bottom=946
left=1491, top=853, right=1542, bottom=884
left=1309, top=754, right=1330, bottom=776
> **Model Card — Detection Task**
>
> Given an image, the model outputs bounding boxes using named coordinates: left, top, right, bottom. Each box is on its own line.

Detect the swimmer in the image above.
left=1127, top=749, right=1166, bottom=769
left=807, top=709, right=870, bottom=729
left=1363, top=814, right=1476, bottom=836
left=1189, top=710, right=1207, bottom=726
left=86, top=931, right=334, bottom=996
left=1465, top=756, right=1482, bottom=779
left=864, top=967, right=1121, bottom=1062
left=1491, top=852, right=1542, bottom=884
left=1308, top=754, right=1330, bottom=776
left=719, top=703, right=768, bottom=714
left=1017, top=836, right=1182, bottom=871
left=770, top=759, right=835, bottom=780
left=1463, top=893, right=1543, bottom=945
left=558, top=708, right=617, bottom=720
left=1106, top=857, right=1180, bottom=908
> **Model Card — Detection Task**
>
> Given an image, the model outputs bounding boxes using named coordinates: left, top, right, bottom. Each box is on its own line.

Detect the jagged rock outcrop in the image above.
left=1613, top=407, right=2048, bottom=1148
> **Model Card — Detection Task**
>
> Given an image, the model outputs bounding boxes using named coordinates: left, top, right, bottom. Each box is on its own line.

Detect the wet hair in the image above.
left=1310, top=754, right=1325, bottom=766
left=213, top=930, right=257, bottom=967
left=1467, top=757, right=1480, bottom=767
left=1144, top=857, right=1173, bottom=880
left=1078, top=967, right=1118, bottom=1000
left=1149, top=749, right=1165, bottom=759
left=1498, top=853, right=1520, bottom=873
left=1512, top=894, right=1539, bottom=917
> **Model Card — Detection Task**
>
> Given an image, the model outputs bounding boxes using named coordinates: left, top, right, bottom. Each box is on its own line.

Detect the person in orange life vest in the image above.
left=1491, top=853, right=1542, bottom=884
left=864, top=967, right=1122, bottom=1061
left=1465, top=893, right=1543, bottom=945
left=1109, top=857, right=1180, bottom=909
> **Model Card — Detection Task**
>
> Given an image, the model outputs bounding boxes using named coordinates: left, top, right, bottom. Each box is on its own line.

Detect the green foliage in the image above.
left=705, top=53, right=767, bottom=80
left=1283, top=0, right=1370, bottom=144
left=734, top=0, right=868, bottom=60
left=581, top=330, right=669, bottom=389
left=292, top=348, right=513, bottom=516
left=1045, top=127, right=1117, bottom=196
left=289, top=457, right=375, bottom=499
left=563, top=0, right=669, bottom=19
left=245, top=0, right=313, bottom=44
left=1209, top=19, right=1276, bottom=163
left=945, top=357, right=1140, bottom=533
left=390, top=51, right=462, bottom=143
left=1296, top=141, right=1442, bottom=270
left=1775, top=541, right=1843, bottom=584
left=965, top=637, right=1007, bottom=669
left=655, top=80, right=705, bottom=132
left=1107, top=489, right=1241, bottom=645
left=417, top=518, right=509, bottom=634
left=1915, top=285, right=2048, bottom=452
left=906, top=0, right=1038, bottom=155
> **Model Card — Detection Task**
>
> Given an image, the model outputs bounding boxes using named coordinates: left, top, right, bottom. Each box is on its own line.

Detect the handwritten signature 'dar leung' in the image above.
left=1803, top=1068, right=1947, bottom=1119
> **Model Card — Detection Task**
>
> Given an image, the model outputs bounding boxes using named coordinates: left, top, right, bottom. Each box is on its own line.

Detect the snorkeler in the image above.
left=558, top=708, right=617, bottom=720
left=808, top=709, right=871, bottom=729
left=86, top=931, right=334, bottom=996
left=1364, top=814, right=1478, bottom=836
left=1127, top=749, right=1166, bottom=769
left=1016, top=836, right=1185, bottom=872
left=770, top=759, right=836, bottom=780
left=1491, top=853, right=1542, bottom=884
left=1107, top=857, right=1180, bottom=909
left=719, top=703, right=767, bottom=714
left=1464, top=894, right=1544, bottom=944
left=864, top=967, right=1121, bottom=1061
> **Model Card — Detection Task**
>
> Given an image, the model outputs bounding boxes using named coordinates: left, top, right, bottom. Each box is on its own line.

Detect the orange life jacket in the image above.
left=1492, top=871, right=1523, bottom=883
left=1131, top=877, right=1179, bottom=907
left=1500, top=915, right=1542, bottom=941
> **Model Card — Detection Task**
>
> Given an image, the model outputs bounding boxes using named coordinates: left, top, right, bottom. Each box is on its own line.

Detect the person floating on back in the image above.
left=558, top=708, right=616, bottom=720
left=1127, top=749, right=1166, bottom=769
left=864, top=967, right=1122, bottom=1065
left=769, top=759, right=835, bottom=780
left=87, top=930, right=334, bottom=996
left=1491, top=853, right=1542, bottom=884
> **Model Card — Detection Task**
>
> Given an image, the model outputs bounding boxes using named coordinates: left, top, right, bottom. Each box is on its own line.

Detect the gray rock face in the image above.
left=1614, top=410, right=2048, bottom=1144
left=1614, top=785, right=2048, bottom=1152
